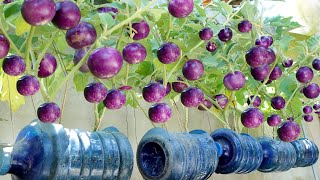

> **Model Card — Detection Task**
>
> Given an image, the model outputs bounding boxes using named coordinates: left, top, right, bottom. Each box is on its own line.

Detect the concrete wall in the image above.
left=0, top=81, right=319, bottom=179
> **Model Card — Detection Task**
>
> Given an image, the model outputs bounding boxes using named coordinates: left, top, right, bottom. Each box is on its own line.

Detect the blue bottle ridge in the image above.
left=0, top=120, right=134, bottom=180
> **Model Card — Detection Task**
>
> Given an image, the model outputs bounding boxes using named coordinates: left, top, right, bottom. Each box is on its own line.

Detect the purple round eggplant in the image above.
left=198, top=99, right=213, bottom=111
left=255, top=36, right=272, bottom=48
left=312, top=59, right=320, bottom=70
left=241, top=107, right=264, bottom=128
left=38, top=53, right=57, bottom=78
left=131, top=20, right=150, bottom=40
left=223, top=71, right=246, bottom=91
left=267, top=114, right=281, bottom=127
left=251, top=64, right=270, bottom=81
left=104, top=89, right=126, bottom=110
left=277, top=121, right=301, bottom=142
left=0, top=34, right=10, bottom=58
left=37, top=102, right=61, bottom=123
left=168, top=0, right=194, bottom=18
left=66, top=22, right=97, bottom=49
left=238, top=20, right=252, bottom=33
left=157, top=42, right=181, bottom=64
left=123, top=42, right=147, bottom=64
left=73, top=48, right=90, bottom=73
left=313, top=103, right=320, bottom=110
left=2, top=55, right=26, bottom=76
left=214, top=94, right=228, bottom=109
left=142, top=82, right=166, bottom=103
left=21, top=0, right=56, bottom=26
left=206, top=41, right=217, bottom=52
left=282, top=59, right=293, bottom=68
left=199, top=28, right=213, bottom=40
left=296, top=66, right=314, bottom=83
left=52, top=1, right=81, bottom=30
left=246, top=46, right=270, bottom=68
left=88, top=47, right=123, bottom=79
left=303, top=106, right=313, bottom=114
left=180, top=87, right=204, bottom=108
left=97, top=7, right=119, bottom=19
left=84, top=82, right=107, bottom=103
left=182, top=59, right=204, bottom=81
left=157, top=79, right=171, bottom=95
left=148, top=103, right=172, bottom=123
left=271, top=96, right=286, bottom=110
left=303, top=115, right=313, bottom=122
left=247, top=95, right=261, bottom=107
left=269, top=66, right=282, bottom=80
left=218, top=28, right=233, bottom=42
left=172, top=77, right=188, bottom=93
left=16, top=75, right=40, bottom=96
left=303, top=83, right=320, bottom=99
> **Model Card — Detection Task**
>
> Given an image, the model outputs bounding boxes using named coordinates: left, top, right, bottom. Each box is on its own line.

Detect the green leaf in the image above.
left=15, top=14, right=31, bottom=36
left=136, top=61, right=154, bottom=77
left=98, top=102, right=106, bottom=119
left=4, top=3, right=21, bottom=20
left=194, top=4, right=206, bottom=17
left=277, top=35, right=295, bottom=52
left=73, top=73, right=89, bottom=92
left=99, top=13, right=115, bottom=28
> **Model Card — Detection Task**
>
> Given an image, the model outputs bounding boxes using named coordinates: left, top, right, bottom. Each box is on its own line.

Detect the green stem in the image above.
left=25, top=26, right=36, bottom=73
left=93, top=103, right=100, bottom=131
left=163, top=64, right=167, bottom=86
left=40, top=78, right=50, bottom=101
left=284, top=85, right=300, bottom=110
left=223, top=1, right=247, bottom=26
left=199, top=104, right=229, bottom=127
left=189, top=41, right=205, bottom=52
left=125, top=63, right=130, bottom=85
left=0, top=24, right=22, bottom=56
left=288, top=46, right=320, bottom=73
left=184, top=107, right=189, bottom=132
left=165, top=16, right=173, bottom=40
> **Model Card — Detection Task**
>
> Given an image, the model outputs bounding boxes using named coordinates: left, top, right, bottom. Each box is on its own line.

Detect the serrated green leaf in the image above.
left=99, top=13, right=115, bottom=28
left=136, top=61, right=154, bottom=77
left=73, top=73, right=89, bottom=92
left=15, top=14, right=31, bottom=35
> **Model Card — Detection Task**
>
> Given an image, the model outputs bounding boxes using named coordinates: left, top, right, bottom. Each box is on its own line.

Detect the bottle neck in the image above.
left=0, top=144, right=13, bottom=175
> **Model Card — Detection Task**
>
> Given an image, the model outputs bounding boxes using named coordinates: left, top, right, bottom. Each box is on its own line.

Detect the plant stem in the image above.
left=25, top=26, right=36, bottom=73
left=284, top=85, right=300, bottom=110
left=59, top=80, right=69, bottom=124
left=223, top=91, right=235, bottom=123
left=223, top=1, right=247, bottom=26
left=0, top=25, right=22, bottom=56
left=184, top=107, right=189, bottom=132
left=199, top=104, right=230, bottom=127
left=125, top=63, right=129, bottom=85
left=163, top=64, right=167, bottom=86
left=189, top=41, right=205, bottom=52
left=288, top=46, right=320, bottom=73
left=93, top=103, right=100, bottom=131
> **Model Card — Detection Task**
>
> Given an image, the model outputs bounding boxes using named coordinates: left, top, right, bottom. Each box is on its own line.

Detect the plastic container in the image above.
left=0, top=120, right=133, bottom=180
left=257, top=136, right=297, bottom=172
left=291, top=138, right=319, bottom=168
left=210, top=128, right=263, bottom=174
left=137, top=128, right=219, bottom=180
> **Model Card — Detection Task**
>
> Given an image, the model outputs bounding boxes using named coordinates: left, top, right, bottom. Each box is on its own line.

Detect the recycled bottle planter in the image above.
left=291, top=138, right=319, bottom=168
left=137, top=128, right=219, bottom=180
left=0, top=120, right=133, bottom=180
left=210, top=128, right=263, bottom=174
left=257, top=137, right=297, bottom=172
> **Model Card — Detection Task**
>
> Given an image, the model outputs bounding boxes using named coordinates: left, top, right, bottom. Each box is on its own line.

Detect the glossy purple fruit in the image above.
left=255, top=36, right=272, bottom=48
left=303, top=106, right=313, bottom=114
left=37, top=102, right=61, bottom=123
left=247, top=95, right=261, bottom=107
left=180, top=87, right=204, bottom=108
left=157, top=79, right=171, bottom=95
left=84, top=82, right=107, bottom=103
left=282, top=59, right=293, bottom=68
left=148, top=103, right=172, bottom=123
left=97, top=7, right=119, bottom=19
left=2, top=55, right=26, bottom=76
left=223, top=71, right=246, bottom=91
left=103, top=89, right=126, bottom=110
left=267, top=114, right=281, bottom=127
left=21, top=0, right=56, bottom=26
left=271, top=96, right=286, bottom=110
left=38, top=53, right=57, bottom=78
left=266, top=48, right=276, bottom=64
left=312, top=59, right=320, bottom=70
left=238, top=20, right=252, bottom=33
left=88, top=47, right=123, bottom=79
left=313, top=103, right=320, bottom=110
left=66, top=22, right=97, bottom=49
left=206, top=41, right=217, bottom=52
left=251, top=64, right=270, bottom=81
left=214, top=94, right=228, bottom=109
left=118, top=85, right=132, bottom=91
left=123, top=42, right=147, bottom=64
left=269, top=66, right=282, bottom=80
left=132, top=20, right=150, bottom=40
left=296, top=66, right=314, bottom=83
left=16, top=75, right=40, bottom=96
left=52, top=1, right=81, bottom=30
left=198, top=99, right=213, bottom=111
left=241, top=107, right=264, bottom=128
left=73, top=48, right=90, bottom=73
left=168, top=0, right=194, bottom=18
left=182, top=59, right=204, bottom=81
left=246, top=46, right=270, bottom=68
left=199, top=28, right=213, bottom=40
left=277, top=121, right=301, bottom=142
left=303, top=83, right=320, bottom=99
left=157, top=42, right=181, bottom=64
left=303, top=115, right=313, bottom=122
left=0, top=34, right=9, bottom=58
left=143, top=82, right=166, bottom=103
left=218, top=28, right=233, bottom=42
left=172, top=77, right=188, bottom=93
